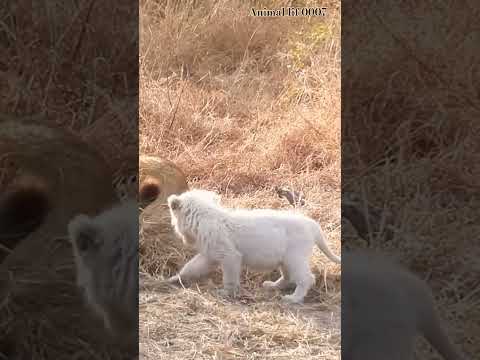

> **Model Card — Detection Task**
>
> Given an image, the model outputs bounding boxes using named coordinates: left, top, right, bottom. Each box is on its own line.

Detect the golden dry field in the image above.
left=342, top=2, right=480, bottom=358
left=139, top=0, right=341, bottom=359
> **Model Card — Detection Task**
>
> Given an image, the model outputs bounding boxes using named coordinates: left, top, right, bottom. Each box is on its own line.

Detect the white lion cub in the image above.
left=167, top=189, right=340, bottom=303
left=68, top=200, right=138, bottom=348
left=343, top=250, right=466, bottom=360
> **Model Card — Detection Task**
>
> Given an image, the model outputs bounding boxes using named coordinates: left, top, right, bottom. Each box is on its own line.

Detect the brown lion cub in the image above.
left=139, top=155, right=188, bottom=208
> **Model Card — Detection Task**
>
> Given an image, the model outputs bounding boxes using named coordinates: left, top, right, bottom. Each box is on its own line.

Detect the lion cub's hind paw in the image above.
left=262, top=280, right=277, bottom=288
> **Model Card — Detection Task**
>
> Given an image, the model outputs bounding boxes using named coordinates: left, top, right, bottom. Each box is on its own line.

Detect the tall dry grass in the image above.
left=0, top=1, right=138, bottom=358
left=140, top=0, right=340, bottom=193
left=0, top=1, right=138, bottom=180
left=342, top=1, right=480, bottom=358
left=140, top=0, right=341, bottom=359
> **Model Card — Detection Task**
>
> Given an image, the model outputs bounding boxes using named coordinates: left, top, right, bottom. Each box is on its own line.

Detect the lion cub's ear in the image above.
left=167, top=194, right=181, bottom=211
left=139, top=176, right=161, bottom=205
left=0, top=176, right=51, bottom=242
left=68, top=214, right=102, bottom=252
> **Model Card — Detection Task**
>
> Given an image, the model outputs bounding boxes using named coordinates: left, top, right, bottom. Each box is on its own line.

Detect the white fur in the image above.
left=343, top=250, right=465, bottom=360
left=68, top=200, right=138, bottom=347
left=167, top=189, right=340, bottom=303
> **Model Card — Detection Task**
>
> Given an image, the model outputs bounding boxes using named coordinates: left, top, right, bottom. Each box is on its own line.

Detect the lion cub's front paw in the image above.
left=281, top=294, right=304, bottom=304
left=166, top=275, right=180, bottom=284
left=217, top=286, right=239, bottom=299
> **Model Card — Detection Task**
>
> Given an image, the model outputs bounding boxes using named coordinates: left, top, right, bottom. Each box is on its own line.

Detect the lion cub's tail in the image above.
left=313, top=223, right=341, bottom=264
left=419, top=288, right=466, bottom=360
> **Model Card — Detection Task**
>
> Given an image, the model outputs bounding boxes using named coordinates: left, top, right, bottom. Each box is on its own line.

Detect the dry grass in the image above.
left=342, top=1, right=480, bottom=358
left=0, top=1, right=138, bottom=179
left=139, top=0, right=340, bottom=359
left=1, top=1, right=137, bottom=358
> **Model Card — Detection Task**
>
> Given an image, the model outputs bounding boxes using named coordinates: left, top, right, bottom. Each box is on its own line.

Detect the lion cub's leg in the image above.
left=263, top=267, right=294, bottom=290
left=219, top=253, right=242, bottom=298
left=168, top=253, right=216, bottom=284
left=281, top=256, right=315, bottom=304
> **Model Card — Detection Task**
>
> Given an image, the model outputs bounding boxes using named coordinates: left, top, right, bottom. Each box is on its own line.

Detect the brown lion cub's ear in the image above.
left=68, top=214, right=102, bottom=252
left=167, top=195, right=181, bottom=211
left=0, top=175, right=51, bottom=245
left=139, top=177, right=160, bottom=206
